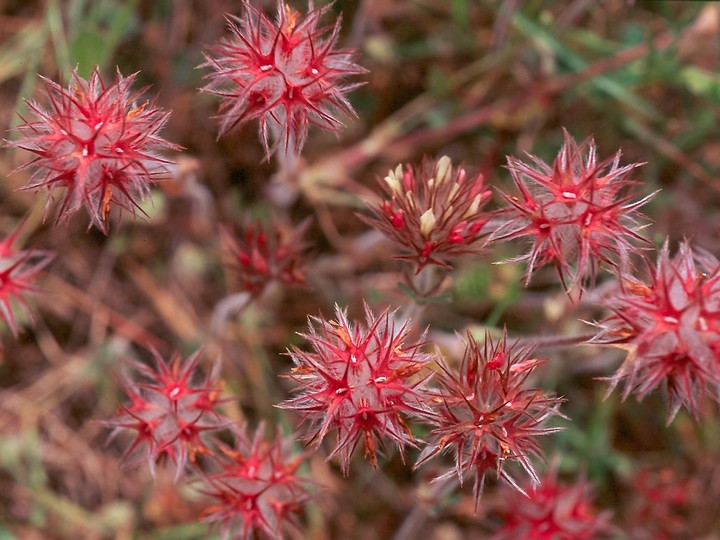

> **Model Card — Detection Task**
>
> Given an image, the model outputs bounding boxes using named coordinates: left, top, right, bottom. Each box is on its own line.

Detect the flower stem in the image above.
left=391, top=476, right=457, bottom=540
left=515, top=331, right=597, bottom=351
left=400, top=265, right=448, bottom=327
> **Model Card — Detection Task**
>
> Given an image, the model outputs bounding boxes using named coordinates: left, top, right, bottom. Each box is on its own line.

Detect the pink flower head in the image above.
left=492, top=129, right=654, bottom=292
left=363, top=156, right=492, bottom=270
left=415, top=330, right=564, bottom=508
left=202, top=1, right=365, bottom=157
left=279, top=303, right=433, bottom=475
left=10, top=67, right=178, bottom=233
left=222, top=218, right=311, bottom=295
left=625, top=466, right=695, bottom=539
left=490, top=464, right=613, bottom=540
left=0, top=222, right=54, bottom=335
left=593, top=239, right=720, bottom=421
left=105, top=348, right=230, bottom=479
left=200, top=423, right=312, bottom=540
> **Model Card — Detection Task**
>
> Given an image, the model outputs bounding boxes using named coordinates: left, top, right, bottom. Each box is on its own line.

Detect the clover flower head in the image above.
left=10, top=67, right=177, bottom=233
left=0, top=222, right=54, bottom=336
left=490, top=464, right=612, bottom=540
left=222, top=218, right=311, bottom=295
left=593, top=239, right=720, bottom=421
left=363, top=156, right=492, bottom=270
left=492, top=129, right=653, bottom=292
left=200, top=423, right=312, bottom=540
left=626, top=466, right=696, bottom=539
left=202, top=1, right=365, bottom=158
left=105, top=348, right=229, bottom=479
left=279, top=303, right=434, bottom=475
left=415, top=330, right=564, bottom=508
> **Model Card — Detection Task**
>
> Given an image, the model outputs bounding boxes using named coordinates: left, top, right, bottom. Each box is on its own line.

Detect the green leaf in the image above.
left=680, top=66, right=720, bottom=104
left=68, top=0, right=138, bottom=74
left=0, top=527, right=20, bottom=540
left=69, top=30, right=108, bottom=75
left=513, top=12, right=663, bottom=121
left=451, top=0, right=471, bottom=30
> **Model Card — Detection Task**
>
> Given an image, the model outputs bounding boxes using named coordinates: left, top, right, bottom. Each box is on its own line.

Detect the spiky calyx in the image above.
left=202, top=1, right=365, bottom=158
left=279, top=303, right=434, bottom=475
left=593, top=239, right=720, bottom=422
left=362, top=156, right=492, bottom=271
left=10, top=68, right=177, bottom=233
left=105, top=349, right=230, bottom=479
left=0, top=222, right=54, bottom=336
left=492, top=129, right=653, bottom=292
left=490, top=464, right=613, bottom=540
left=415, top=330, right=564, bottom=508
left=200, top=423, right=313, bottom=540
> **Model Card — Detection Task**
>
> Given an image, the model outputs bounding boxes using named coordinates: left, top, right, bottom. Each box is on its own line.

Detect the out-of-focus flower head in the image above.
left=9, top=67, right=178, bottom=233
left=624, top=466, right=696, bottom=539
left=490, top=463, right=613, bottom=540
left=221, top=217, right=311, bottom=296
left=592, top=239, right=720, bottom=422
left=200, top=423, right=313, bottom=540
left=202, top=1, right=365, bottom=158
left=0, top=221, right=54, bottom=336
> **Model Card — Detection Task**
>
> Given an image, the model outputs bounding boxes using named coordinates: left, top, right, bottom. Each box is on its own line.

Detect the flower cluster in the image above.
left=492, top=130, right=653, bottom=291
left=200, top=423, right=312, bottom=540
left=415, top=330, right=564, bottom=507
left=221, top=218, right=311, bottom=295
left=280, top=303, right=433, bottom=474
left=105, top=349, right=229, bottom=478
left=363, top=156, right=492, bottom=270
left=10, top=68, right=177, bottom=233
left=593, top=240, right=720, bottom=421
left=0, top=222, right=54, bottom=335
left=490, top=464, right=612, bottom=540
left=202, top=1, right=365, bottom=157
